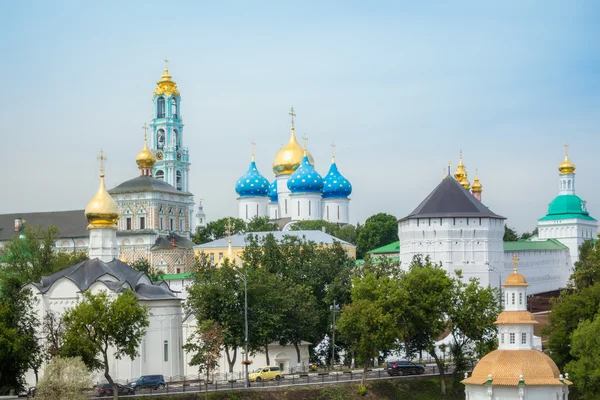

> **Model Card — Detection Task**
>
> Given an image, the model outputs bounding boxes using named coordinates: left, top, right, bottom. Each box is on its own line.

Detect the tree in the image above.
left=570, top=240, right=600, bottom=290
left=34, top=357, right=92, bottom=400
left=183, top=320, right=224, bottom=400
left=356, top=213, right=398, bottom=258
left=43, top=310, right=64, bottom=359
left=246, top=216, right=279, bottom=232
left=192, top=217, right=246, bottom=245
left=337, top=257, right=406, bottom=387
left=503, top=225, right=519, bottom=242
left=62, top=290, right=149, bottom=400
left=290, top=220, right=359, bottom=245
left=400, top=255, right=453, bottom=395
left=131, top=258, right=163, bottom=280
left=0, top=276, right=42, bottom=393
left=520, top=227, right=538, bottom=240
left=186, top=258, right=244, bottom=373
left=566, top=313, right=600, bottom=399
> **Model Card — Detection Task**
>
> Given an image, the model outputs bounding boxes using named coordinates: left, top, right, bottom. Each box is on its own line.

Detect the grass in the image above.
left=132, top=377, right=465, bottom=399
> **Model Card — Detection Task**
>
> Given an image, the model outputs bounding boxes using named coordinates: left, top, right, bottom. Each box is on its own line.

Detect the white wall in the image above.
left=538, top=218, right=598, bottom=264
left=322, top=198, right=350, bottom=224
left=289, top=193, right=322, bottom=221
left=465, top=383, right=568, bottom=400
left=502, top=249, right=571, bottom=295
left=237, top=197, right=268, bottom=222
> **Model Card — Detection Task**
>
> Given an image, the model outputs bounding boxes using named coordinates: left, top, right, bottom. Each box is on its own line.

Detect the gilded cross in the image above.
left=511, top=253, right=520, bottom=272
left=142, top=123, right=148, bottom=141
left=302, top=133, right=308, bottom=149
left=331, top=141, right=336, bottom=160
left=97, top=149, right=107, bottom=176
left=164, top=57, right=169, bottom=70
left=289, top=106, right=296, bottom=127
left=226, top=218, right=233, bottom=237
left=564, top=141, right=569, bottom=156
left=251, top=139, right=256, bottom=161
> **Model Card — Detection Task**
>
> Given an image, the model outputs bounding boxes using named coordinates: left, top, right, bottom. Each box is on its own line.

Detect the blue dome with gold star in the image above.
left=235, top=161, right=269, bottom=197
left=269, top=179, right=278, bottom=202
left=322, top=161, right=352, bottom=198
left=287, top=155, right=324, bottom=194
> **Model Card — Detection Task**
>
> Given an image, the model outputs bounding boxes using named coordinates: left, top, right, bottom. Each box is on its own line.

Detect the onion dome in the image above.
left=268, top=179, right=278, bottom=202
left=454, top=151, right=467, bottom=181
left=136, top=133, right=156, bottom=169
left=322, top=156, right=352, bottom=199
left=558, top=143, right=575, bottom=174
left=235, top=159, right=270, bottom=198
left=154, top=59, right=180, bottom=97
left=273, top=127, right=315, bottom=176
left=85, top=156, right=120, bottom=230
left=287, top=153, right=324, bottom=194
left=471, top=170, right=482, bottom=192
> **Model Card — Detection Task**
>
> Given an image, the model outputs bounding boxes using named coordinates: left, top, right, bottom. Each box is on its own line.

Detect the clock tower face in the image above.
left=156, top=151, right=164, bottom=160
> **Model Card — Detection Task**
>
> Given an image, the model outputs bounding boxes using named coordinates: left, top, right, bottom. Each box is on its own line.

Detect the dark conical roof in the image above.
left=399, top=175, right=505, bottom=221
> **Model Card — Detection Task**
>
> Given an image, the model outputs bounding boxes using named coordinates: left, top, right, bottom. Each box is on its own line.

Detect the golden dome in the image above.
left=272, top=127, right=315, bottom=175
left=558, top=155, right=575, bottom=175
left=472, top=170, right=482, bottom=192
left=462, top=350, right=569, bottom=386
left=460, top=177, right=471, bottom=190
left=85, top=173, right=119, bottom=230
left=136, top=135, right=156, bottom=169
left=503, top=271, right=529, bottom=286
left=494, top=311, right=538, bottom=325
left=154, top=60, right=180, bottom=97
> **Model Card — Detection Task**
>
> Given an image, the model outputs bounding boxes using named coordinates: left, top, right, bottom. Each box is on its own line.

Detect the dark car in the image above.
left=385, top=360, right=425, bottom=376
left=130, top=375, right=165, bottom=390
left=96, top=383, right=135, bottom=397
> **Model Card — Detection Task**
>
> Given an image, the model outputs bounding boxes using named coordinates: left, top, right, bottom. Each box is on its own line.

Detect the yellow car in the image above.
left=248, top=366, right=283, bottom=382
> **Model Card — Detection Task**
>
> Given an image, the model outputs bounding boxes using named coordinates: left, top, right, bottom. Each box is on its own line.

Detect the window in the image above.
left=501, top=334, right=504, bottom=344
left=126, top=218, right=132, bottom=230
left=509, top=333, right=515, bottom=344
left=156, top=129, right=165, bottom=149
left=176, top=268, right=181, bottom=274
left=512, top=293, right=515, bottom=305
left=256, top=204, right=259, bottom=216
left=155, top=170, right=164, bottom=181
left=453, top=218, right=456, bottom=225
left=338, top=206, right=340, bottom=220
left=297, top=202, right=300, bottom=216
left=163, top=341, right=168, bottom=362
left=139, top=217, right=145, bottom=230
left=506, top=293, right=509, bottom=305
left=170, top=218, right=174, bottom=231
left=209, top=253, right=214, bottom=262
left=160, top=217, right=164, bottom=230
left=173, top=129, right=179, bottom=150
left=309, top=201, right=311, bottom=216
left=285, top=199, right=288, bottom=215
left=219, top=252, right=223, bottom=260
left=521, top=333, right=527, bottom=344
left=519, top=293, right=523, bottom=305
left=245, top=205, right=248, bottom=220
left=176, top=170, right=182, bottom=191
left=157, top=97, right=165, bottom=118
left=326, top=206, right=329, bottom=220
left=171, top=98, right=178, bottom=118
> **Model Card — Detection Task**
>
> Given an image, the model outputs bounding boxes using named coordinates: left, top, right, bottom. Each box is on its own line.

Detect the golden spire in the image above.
left=85, top=150, right=120, bottom=230
left=136, top=123, right=156, bottom=170
left=331, top=141, right=336, bottom=163
left=251, top=139, right=256, bottom=162
left=558, top=141, right=575, bottom=174
left=154, top=57, right=180, bottom=97
left=472, top=169, right=482, bottom=192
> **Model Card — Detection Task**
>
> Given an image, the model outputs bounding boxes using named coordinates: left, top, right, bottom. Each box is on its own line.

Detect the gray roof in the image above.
left=33, top=258, right=178, bottom=301
left=400, top=176, right=505, bottom=221
left=151, top=232, right=195, bottom=250
left=109, top=176, right=190, bottom=195
left=196, top=230, right=356, bottom=250
left=0, top=210, right=87, bottom=241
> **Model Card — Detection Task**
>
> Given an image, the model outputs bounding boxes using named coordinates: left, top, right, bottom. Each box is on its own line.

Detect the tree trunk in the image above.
left=224, top=345, right=237, bottom=373
left=361, top=363, right=367, bottom=387
left=430, top=351, right=446, bottom=395
left=34, top=369, right=38, bottom=384
left=294, top=342, right=301, bottom=363
left=102, top=351, right=118, bottom=400
left=204, top=369, right=209, bottom=400
left=265, top=344, right=270, bottom=365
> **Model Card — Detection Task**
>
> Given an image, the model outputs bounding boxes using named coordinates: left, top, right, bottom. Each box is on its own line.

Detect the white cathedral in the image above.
left=235, top=108, right=352, bottom=226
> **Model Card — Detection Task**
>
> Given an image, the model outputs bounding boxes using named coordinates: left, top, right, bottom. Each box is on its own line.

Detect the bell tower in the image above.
left=150, top=58, right=190, bottom=192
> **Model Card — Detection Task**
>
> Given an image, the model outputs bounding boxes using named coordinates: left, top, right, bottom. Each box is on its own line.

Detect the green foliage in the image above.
left=520, top=227, right=538, bottom=240
left=571, top=240, right=600, bottom=290
left=246, top=216, right=279, bottom=232
left=184, top=320, right=224, bottom=398
left=0, top=276, right=41, bottom=393
left=290, top=220, right=360, bottom=246
left=131, top=258, right=163, bottom=280
left=62, top=290, right=149, bottom=389
left=35, top=357, right=92, bottom=400
left=566, top=313, right=600, bottom=398
left=356, top=384, right=367, bottom=395
left=503, top=225, right=519, bottom=242
left=193, top=217, right=247, bottom=244
left=356, top=213, right=398, bottom=258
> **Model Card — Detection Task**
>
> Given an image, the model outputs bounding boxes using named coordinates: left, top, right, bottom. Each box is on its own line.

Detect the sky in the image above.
left=1, top=1, right=599, bottom=233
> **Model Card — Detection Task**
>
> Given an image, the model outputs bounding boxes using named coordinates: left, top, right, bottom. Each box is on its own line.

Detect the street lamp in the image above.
left=330, top=301, right=340, bottom=369
left=234, top=268, right=250, bottom=388
left=487, top=265, right=503, bottom=310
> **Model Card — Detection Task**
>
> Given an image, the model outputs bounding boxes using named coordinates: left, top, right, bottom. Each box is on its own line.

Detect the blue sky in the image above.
left=1, top=1, right=599, bottom=232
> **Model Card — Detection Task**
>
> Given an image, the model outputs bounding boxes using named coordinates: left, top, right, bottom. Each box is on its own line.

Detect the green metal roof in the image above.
left=503, top=239, right=568, bottom=252
left=539, top=194, right=596, bottom=221
left=355, top=256, right=400, bottom=265
left=367, top=241, right=400, bottom=254
left=156, top=272, right=193, bottom=281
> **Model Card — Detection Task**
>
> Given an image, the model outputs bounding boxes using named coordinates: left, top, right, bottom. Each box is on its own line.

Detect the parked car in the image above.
left=96, top=383, right=135, bottom=397
left=385, top=360, right=425, bottom=376
left=248, top=366, right=283, bottom=382
left=27, top=387, right=36, bottom=398
left=129, top=374, right=165, bottom=390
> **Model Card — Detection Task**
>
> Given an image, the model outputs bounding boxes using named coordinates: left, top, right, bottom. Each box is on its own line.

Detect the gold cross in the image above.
left=164, top=57, right=169, bottom=70
left=142, top=123, right=148, bottom=142
left=302, top=133, right=308, bottom=149
left=511, top=253, right=520, bottom=272
left=289, top=106, right=296, bottom=127
left=331, top=141, right=336, bottom=160
left=97, top=149, right=107, bottom=176
left=226, top=217, right=233, bottom=237
left=564, top=141, right=569, bottom=156
left=251, top=139, right=256, bottom=161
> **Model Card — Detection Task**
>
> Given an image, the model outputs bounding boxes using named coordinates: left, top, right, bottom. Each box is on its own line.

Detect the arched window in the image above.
left=155, top=170, right=165, bottom=181
left=157, top=129, right=165, bottom=150
left=171, top=98, right=178, bottom=118
left=163, top=340, right=169, bottom=362
left=157, top=97, right=165, bottom=118
left=176, top=170, right=182, bottom=191
left=173, top=129, right=179, bottom=150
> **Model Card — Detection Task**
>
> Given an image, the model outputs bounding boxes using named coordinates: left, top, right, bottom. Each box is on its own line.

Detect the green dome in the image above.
left=539, top=194, right=596, bottom=221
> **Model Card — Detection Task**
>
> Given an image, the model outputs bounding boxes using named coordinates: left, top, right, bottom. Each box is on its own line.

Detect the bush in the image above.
left=35, top=357, right=92, bottom=400
left=357, top=384, right=367, bottom=396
